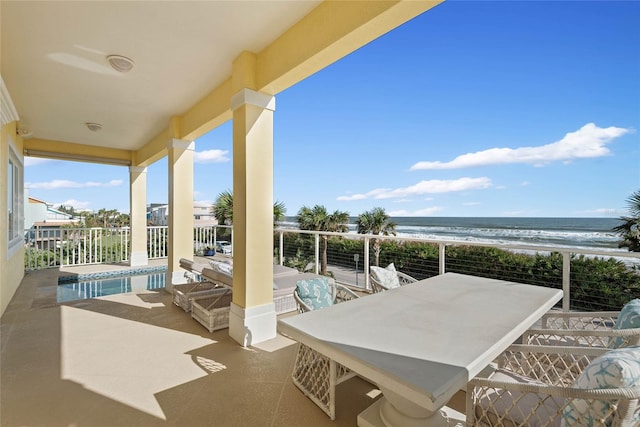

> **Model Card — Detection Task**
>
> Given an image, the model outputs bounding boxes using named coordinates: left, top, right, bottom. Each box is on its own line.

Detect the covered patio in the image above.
left=1, top=1, right=442, bottom=345
left=0, top=265, right=466, bottom=425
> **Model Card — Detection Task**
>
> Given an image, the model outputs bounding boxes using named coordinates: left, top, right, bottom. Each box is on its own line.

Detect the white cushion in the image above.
left=370, top=263, right=400, bottom=289
left=562, top=346, right=640, bottom=426
left=210, top=260, right=233, bottom=275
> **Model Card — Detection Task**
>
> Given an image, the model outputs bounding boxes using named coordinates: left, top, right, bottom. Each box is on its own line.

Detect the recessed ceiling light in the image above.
left=85, top=122, right=103, bottom=132
left=107, top=55, right=135, bottom=73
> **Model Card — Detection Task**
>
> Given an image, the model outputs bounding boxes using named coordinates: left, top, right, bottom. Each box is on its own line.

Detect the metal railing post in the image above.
left=60, top=229, right=65, bottom=267
left=364, top=236, right=370, bottom=291
left=279, top=231, right=284, bottom=265
left=562, top=251, right=571, bottom=312
left=439, top=243, right=446, bottom=275
left=314, top=233, right=320, bottom=275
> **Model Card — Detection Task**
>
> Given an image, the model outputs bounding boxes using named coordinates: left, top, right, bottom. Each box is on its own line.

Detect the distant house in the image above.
left=24, top=190, right=81, bottom=249
left=147, top=202, right=218, bottom=227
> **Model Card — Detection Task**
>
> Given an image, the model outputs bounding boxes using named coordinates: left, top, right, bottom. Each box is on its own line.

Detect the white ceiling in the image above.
left=1, top=1, right=321, bottom=150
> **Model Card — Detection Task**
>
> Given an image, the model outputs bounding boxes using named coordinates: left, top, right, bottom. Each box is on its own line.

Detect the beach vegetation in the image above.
left=279, top=233, right=639, bottom=311
left=356, top=207, right=397, bottom=266
left=613, top=190, right=640, bottom=252
left=296, top=205, right=349, bottom=275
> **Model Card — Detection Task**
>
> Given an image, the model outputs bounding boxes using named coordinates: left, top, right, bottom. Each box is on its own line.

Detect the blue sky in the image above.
left=24, top=1, right=640, bottom=218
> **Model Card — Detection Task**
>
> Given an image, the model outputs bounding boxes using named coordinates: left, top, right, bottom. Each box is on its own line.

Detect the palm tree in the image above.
left=613, top=190, right=640, bottom=252
left=296, top=205, right=349, bottom=275
left=211, top=190, right=287, bottom=226
left=212, top=190, right=234, bottom=225
left=356, top=207, right=397, bottom=266
left=273, top=200, right=287, bottom=226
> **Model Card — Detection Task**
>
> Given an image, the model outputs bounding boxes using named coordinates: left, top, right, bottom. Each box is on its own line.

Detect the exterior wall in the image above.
left=193, top=202, right=217, bottom=226
left=1, top=120, right=25, bottom=316
left=25, top=194, right=49, bottom=228
left=149, top=203, right=217, bottom=227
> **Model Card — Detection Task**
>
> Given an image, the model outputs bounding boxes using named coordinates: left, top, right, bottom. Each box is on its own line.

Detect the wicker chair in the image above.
left=293, top=280, right=359, bottom=313
left=467, top=344, right=640, bottom=427
left=173, top=259, right=225, bottom=311
left=290, top=276, right=360, bottom=420
left=369, top=270, right=417, bottom=293
left=523, top=309, right=640, bottom=348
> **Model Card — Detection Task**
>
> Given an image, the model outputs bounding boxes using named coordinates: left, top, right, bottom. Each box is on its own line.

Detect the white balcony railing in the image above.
left=24, top=225, right=640, bottom=312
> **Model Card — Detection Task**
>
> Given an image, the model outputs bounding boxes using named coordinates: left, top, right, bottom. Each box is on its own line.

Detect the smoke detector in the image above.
left=17, top=127, right=33, bottom=138
left=85, top=122, right=103, bottom=132
left=107, top=55, right=135, bottom=73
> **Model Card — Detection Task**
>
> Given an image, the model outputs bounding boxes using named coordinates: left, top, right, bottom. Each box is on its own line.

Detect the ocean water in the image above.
left=280, top=217, right=626, bottom=253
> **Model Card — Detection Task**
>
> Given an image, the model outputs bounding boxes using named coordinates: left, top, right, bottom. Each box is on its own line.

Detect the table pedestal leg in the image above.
left=358, top=387, right=464, bottom=427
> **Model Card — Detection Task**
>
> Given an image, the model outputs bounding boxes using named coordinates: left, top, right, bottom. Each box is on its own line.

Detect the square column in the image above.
left=166, top=139, right=195, bottom=292
left=229, top=88, right=276, bottom=346
left=129, top=166, right=148, bottom=266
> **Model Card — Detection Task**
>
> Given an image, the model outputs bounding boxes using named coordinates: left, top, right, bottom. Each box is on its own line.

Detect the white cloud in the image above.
left=410, top=123, right=631, bottom=170
left=388, top=207, right=444, bottom=216
left=26, top=179, right=123, bottom=190
left=463, top=202, right=481, bottom=206
left=337, top=193, right=368, bottom=201
left=54, top=199, right=92, bottom=210
left=337, top=177, right=492, bottom=201
left=24, top=157, right=54, bottom=167
left=194, top=199, right=214, bottom=207
left=194, top=149, right=230, bottom=164
left=520, top=181, right=530, bottom=186
left=582, top=208, right=622, bottom=216
left=502, top=210, right=528, bottom=216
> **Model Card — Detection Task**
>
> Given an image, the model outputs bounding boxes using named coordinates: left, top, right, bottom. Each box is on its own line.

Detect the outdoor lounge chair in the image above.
left=179, top=257, right=208, bottom=278
left=466, top=344, right=640, bottom=426
left=190, top=264, right=306, bottom=333
left=173, top=258, right=225, bottom=311
left=290, top=275, right=360, bottom=420
left=523, top=299, right=640, bottom=348
left=369, top=262, right=417, bottom=293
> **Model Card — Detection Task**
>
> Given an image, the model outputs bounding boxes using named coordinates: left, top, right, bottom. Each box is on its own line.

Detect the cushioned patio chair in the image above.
left=290, top=276, right=360, bottom=420
left=523, top=298, right=640, bottom=348
left=293, top=276, right=359, bottom=313
left=369, top=262, right=417, bottom=293
left=466, top=344, right=640, bottom=426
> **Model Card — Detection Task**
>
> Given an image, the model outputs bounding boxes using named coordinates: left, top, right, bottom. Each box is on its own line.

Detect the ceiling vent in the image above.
left=85, top=122, right=103, bottom=132
left=107, top=55, right=135, bottom=73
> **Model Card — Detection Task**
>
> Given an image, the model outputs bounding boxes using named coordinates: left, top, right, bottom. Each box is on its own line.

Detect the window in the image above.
left=7, top=143, right=23, bottom=257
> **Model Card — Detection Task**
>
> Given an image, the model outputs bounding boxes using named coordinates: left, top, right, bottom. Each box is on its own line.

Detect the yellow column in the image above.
left=129, top=166, right=148, bottom=266
left=166, top=139, right=194, bottom=292
left=229, top=87, right=276, bottom=346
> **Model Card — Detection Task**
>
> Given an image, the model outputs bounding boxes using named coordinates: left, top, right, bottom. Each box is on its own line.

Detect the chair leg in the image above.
left=291, top=343, right=335, bottom=419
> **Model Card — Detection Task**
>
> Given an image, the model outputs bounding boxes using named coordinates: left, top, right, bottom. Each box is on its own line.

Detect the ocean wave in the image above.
left=277, top=217, right=624, bottom=251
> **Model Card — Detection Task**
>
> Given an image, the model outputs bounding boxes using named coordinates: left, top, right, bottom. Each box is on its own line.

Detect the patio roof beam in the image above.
left=135, top=0, right=442, bottom=164
left=23, top=138, right=132, bottom=166
left=255, top=0, right=443, bottom=94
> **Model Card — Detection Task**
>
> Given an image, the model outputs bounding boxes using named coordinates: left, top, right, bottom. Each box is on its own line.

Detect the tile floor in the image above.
left=1, top=263, right=464, bottom=426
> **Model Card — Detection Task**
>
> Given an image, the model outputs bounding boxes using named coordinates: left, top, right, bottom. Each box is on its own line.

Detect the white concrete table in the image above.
left=277, top=272, right=563, bottom=426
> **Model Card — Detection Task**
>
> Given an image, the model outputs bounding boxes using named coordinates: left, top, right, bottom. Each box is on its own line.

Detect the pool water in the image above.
left=57, top=268, right=167, bottom=303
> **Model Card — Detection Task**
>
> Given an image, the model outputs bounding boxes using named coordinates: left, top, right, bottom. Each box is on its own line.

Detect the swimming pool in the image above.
left=57, top=267, right=167, bottom=303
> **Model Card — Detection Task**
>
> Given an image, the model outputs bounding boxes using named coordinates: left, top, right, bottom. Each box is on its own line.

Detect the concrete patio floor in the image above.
left=1, top=262, right=464, bottom=426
